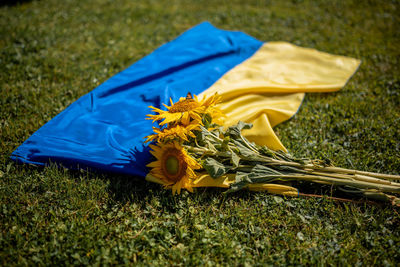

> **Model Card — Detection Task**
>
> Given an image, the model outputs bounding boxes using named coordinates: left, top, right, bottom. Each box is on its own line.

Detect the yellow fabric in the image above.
left=199, top=41, right=361, bottom=152
left=192, top=173, right=235, bottom=188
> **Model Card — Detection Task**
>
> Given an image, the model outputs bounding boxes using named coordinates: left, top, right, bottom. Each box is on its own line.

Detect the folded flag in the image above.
left=11, top=22, right=360, bottom=177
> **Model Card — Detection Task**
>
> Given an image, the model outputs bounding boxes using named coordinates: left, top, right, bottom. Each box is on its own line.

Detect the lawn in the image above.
left=1, top=0, right=399, bottom=265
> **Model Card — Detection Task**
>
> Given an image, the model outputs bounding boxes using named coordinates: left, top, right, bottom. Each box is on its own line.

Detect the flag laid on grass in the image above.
left=11, top=22, right=360, bottom=177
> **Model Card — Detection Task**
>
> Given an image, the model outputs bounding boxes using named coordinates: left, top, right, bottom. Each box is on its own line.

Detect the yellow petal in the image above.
left=190, top=112, right=202, bottom=122
left=146, top=161, right=161, bottom=168
left=181, top=112, right=190, bottom=125
left=186, top=184, right=194, bottom=193
left=159, top=113, right=182, bottom=125
left=148, top=106, right=165, bottom=113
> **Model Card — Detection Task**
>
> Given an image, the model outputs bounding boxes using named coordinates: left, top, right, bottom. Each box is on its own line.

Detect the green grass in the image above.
left=1, top=0, right=399, bottom=265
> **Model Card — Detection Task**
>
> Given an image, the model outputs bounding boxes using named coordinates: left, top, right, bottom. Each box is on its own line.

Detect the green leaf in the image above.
left=226, top=121, right=253, bottom=138
left=231, top=151, right=240, bottom=168
left=202, top=113, right=212, bottom=129
left=259, top=146, right=276, bottom=157
left=246, top=165, right=283, bottom=184
left=195, top=130, right=206, bottom=143
left=220, top=136, right=230, bottom=151
left=226, top=165, right=284, bottom=192
left=251, top=165, right=283, bottom=176
left=205, top=140, right=217, bottom=153
left=211, top=126, right=225, bottom=136
left=232, top=139, right=254, bottom=157
left=225, top=172, right=253, bottom=193
left=235, top=171, right=251, bottom=183
left=203, top=158, right=230, bottom=178
left=224, top=184, right=244, bottom=194
left=236, top=121, right=253, bottom=131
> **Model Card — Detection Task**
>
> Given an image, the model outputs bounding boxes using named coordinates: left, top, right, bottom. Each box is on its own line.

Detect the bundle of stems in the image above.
left=145, top=94, right=399, bottom=205
left=186, top=121, right=400, bottom=206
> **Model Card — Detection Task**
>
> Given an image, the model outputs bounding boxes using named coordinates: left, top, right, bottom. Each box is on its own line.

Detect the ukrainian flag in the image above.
left=11, top=22, right=360, bottom=177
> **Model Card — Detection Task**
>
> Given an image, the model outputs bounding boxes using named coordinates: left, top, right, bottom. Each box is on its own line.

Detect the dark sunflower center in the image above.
left=165, top=156, right=179, bottom=175
left=169, top=99, right=198, bottom=113
left=161, top=148, right=188, bottom=183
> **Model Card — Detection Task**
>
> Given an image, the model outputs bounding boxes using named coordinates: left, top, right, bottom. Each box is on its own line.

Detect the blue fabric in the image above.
left=11, top=22, right=263, bottom=177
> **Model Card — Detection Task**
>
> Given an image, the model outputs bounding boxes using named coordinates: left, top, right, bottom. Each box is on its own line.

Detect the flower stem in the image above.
left=268, top=159, right=400, bottom=180
left=252, top=174, right=400, bottom=193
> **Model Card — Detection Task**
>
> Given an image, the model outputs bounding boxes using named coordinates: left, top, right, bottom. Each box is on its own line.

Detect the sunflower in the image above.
left=144, top=123, right=199, bottom=144
left=197, top=93, right=221, bottom=107
left=146, top=93, right=224, bottom=127
left=146, top=141, right=201, bottom=194
left=196, top=94, right=225, bottom=125
left=147, top=95, right=203, bottom=126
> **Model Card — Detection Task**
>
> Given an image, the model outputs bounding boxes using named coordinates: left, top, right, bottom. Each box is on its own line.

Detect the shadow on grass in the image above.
left=11, top=160, right=388, bottom=211
left=103, top=173, right=233, bottom=209
left=1, top=0, right=33, bottom=7
left=102, top=171, right=387, bottom=211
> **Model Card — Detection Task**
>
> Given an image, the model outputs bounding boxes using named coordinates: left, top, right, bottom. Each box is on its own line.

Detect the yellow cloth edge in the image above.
left=247, top=183, right=299, bottom=197
left=199, top=41, right=361, bottom=98
left=192, top=173, right=235, bottom=188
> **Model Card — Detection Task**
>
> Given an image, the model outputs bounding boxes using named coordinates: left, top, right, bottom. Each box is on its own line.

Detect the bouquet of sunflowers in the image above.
left=144, top=93, right=400, bottom=206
